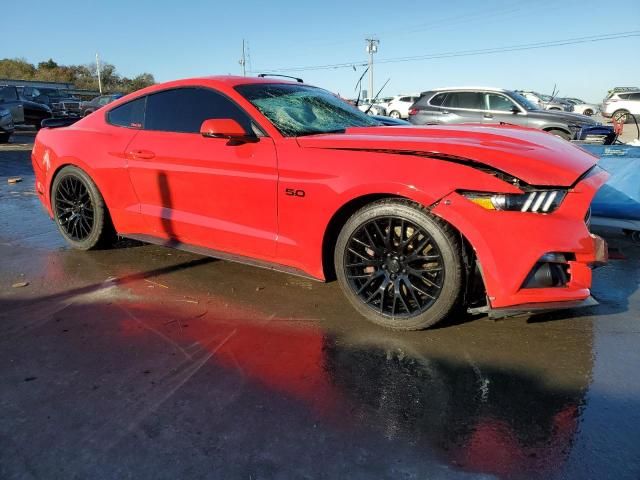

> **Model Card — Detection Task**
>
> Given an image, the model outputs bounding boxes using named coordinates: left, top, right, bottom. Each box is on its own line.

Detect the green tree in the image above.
left=0, top=57, right=155, bottom=93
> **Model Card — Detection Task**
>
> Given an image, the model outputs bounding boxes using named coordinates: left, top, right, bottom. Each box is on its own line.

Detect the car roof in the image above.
left=426, top=86, right=508, bottom=93
left=120, top=75, right=304, bottom=100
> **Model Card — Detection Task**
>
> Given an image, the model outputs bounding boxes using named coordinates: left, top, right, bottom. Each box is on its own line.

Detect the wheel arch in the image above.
left=320, top=193, right=485, bottom=304
left=542, top=126, right=572, bottom=137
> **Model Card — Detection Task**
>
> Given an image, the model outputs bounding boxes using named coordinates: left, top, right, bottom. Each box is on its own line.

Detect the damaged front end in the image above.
left=432, top=165, right=609, bottom=315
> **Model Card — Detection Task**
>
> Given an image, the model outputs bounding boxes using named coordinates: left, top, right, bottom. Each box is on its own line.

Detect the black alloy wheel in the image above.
left=335, top=200, right=463, bottom=330
left=345, top=216, right=444, bottom=317
left=51, top=166, right=113, bottom=250
left=55, top=175, right=94, bottom=241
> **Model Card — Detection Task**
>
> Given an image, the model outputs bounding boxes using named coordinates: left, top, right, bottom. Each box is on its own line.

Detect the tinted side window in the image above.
left=443, top=92, right=484, bottom=110
left=618, top=93, right=630, bottom=100
left=429, top=93, right=447, bottom=106
left=107, top=97, right=146, bottom=128
left=145, top=87, right=252, bottom=134
left=0, top=87, right=18, bottom=102
left=486, top=93, right=517, bottom=111
left=630, top=93, right=640, bottom=100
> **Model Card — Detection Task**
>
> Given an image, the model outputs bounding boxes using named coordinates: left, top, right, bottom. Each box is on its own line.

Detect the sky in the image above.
left=3, top=0, right=639, bottom=102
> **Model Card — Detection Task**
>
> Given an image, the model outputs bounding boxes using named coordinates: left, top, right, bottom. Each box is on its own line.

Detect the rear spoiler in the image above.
left=41, top=117, right=81, bottom=129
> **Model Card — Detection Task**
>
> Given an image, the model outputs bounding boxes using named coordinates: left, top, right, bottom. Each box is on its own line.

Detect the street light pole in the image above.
left=96, top=53, right=102, bottom=94
left=239, top=39, right=246, bottom=76
left=365, top=38, right=379, bottom=101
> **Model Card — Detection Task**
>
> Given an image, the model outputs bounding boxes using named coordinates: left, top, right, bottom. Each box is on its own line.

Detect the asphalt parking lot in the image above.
left=1, top=133, right=639, bottom=480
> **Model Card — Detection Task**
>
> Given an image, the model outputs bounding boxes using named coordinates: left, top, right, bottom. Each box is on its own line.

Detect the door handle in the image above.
left=484, top=114, right=494, bottom=119
left=128, top=149, right=156, bottom=160
left=441, top=110, right=450, bottom=114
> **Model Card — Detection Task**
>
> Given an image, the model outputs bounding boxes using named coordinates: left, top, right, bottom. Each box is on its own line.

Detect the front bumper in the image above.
left=469, top=295, right=599, bottom=318
left=432, top=167, right=609, bottom=309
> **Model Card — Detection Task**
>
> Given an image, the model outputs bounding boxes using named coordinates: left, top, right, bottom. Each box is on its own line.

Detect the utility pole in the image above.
left=95, top=53, right=102, bottom=94
left=365, top=38, right=379, bottom=101
left=239, top=39, right=246, bottom=76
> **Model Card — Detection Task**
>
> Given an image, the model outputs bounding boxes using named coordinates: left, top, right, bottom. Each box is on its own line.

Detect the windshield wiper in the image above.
left=364, top=78, right=391, bottom=115
left=296, top=128, right=346, bottom=137
left=354, top=67, right=369, bottom=107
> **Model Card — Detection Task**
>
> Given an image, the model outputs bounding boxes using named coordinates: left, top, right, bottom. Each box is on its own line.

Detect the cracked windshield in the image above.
left=236, top=83, right=380, bottom=136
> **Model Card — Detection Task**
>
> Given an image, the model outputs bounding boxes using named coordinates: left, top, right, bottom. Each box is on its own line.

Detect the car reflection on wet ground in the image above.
left=1, top=134, right=639, bottom=479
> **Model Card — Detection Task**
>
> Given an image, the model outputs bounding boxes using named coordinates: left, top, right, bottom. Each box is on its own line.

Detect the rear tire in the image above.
left=51, top=166, right=114, bottom=250
left=546, top=128, right=572, bottom=140
left=583, top=109, right=594, bottom=116
left=389, top=110, right=401, bottom=119
left=335, top=199, right=463, bottom=330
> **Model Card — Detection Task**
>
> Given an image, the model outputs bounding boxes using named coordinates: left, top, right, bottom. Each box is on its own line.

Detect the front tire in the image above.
left=583, top=109, right=593, bottom=116
left=335, top=199, right=463, bottom=330
left=389, top=110, right=401, bottom=119
left=51, top=166, right=113, bottom=250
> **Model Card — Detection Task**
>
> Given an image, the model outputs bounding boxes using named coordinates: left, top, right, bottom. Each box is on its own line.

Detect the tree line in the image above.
left=0, top=58, right=155, bottom=93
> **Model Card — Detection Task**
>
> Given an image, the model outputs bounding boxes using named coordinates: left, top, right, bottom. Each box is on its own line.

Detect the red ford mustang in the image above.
left=31, top=76, right=608, bottom=330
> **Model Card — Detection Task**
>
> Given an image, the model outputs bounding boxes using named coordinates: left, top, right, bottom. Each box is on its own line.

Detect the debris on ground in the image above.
left=144, top=279, right=169, bottom=289
left=7, top=177, right=23, bottom=184
left=11, top=281, right=29, bottom=288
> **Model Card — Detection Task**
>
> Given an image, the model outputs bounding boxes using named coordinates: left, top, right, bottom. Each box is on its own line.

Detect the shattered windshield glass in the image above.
left=235, top=83, right=381, bottom=136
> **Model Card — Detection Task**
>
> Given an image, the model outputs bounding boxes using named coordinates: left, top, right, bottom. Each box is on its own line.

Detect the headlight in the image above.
left=461, top=190, right=567, bottom=213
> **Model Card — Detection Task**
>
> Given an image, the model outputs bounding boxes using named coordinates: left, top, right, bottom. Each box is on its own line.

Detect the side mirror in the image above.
left=200, top=118, right=250, bottom=139
left=511, top=105, right=520, bottom=114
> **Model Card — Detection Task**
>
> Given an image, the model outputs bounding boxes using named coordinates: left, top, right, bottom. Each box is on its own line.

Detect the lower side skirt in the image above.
left=122, top=233, right=321, bottom=282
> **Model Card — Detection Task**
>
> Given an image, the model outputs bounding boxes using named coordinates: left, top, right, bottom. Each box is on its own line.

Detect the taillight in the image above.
left=408, top=108, right=418, bottom=116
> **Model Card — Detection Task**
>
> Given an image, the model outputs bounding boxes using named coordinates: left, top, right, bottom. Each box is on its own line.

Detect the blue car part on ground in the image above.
left=581, top=144, right=640, bottom=237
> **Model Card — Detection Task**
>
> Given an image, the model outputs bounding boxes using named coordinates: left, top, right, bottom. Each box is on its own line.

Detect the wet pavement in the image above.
left=1, top=133, right=639, bottom=480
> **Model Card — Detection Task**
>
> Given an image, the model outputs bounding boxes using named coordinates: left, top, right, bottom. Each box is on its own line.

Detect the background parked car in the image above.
left=80, top=93, right=124, bottom=116
left=0, top=107, right=14, bottom=143
left=408, top=87, right=598, bottom=140
left=516, top=91, right=572, bottom=111
left=385, top=95, right=420, bottom=119
left=20, top=86, right=82, bottom=117
left=357, top=98, right=387, bottom=116
left=562, top=98, right=598, bottom=116
left=0, top=85, right=52, bottom=129
left=601, top=90, right=640, bottom=123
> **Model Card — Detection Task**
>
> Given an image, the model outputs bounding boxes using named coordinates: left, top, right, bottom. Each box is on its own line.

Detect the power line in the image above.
left=250, top=30, right=640, bottom=73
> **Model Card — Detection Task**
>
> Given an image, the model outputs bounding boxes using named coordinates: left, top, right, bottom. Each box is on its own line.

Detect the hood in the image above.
left=296, top=124, right=598, bottom=186
left=528, top=109, right=598, bottom=125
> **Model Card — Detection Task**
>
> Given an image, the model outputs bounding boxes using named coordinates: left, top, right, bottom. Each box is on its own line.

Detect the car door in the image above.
left=0, top=86, right=25, bottom=123
left=438, top=91, right=485, bottom=124
left=483, top=92, right=528, bottom=127
left=123, top=87, right=278, bottom=259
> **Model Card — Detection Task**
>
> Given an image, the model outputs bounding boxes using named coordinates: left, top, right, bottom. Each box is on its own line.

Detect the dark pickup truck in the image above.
left=19, top=86, right=83, bottom=118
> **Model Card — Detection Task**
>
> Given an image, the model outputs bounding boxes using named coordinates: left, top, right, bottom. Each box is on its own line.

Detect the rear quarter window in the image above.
left=428, top=93, right=447, bottom=106
left=107, top=97, right=146, bottom=129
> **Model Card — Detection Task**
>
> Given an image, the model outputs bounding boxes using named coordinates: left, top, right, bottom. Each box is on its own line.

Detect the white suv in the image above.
left=385, top=95, right=419, bottom=119
left=601, top=91, right=640, bottom=122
